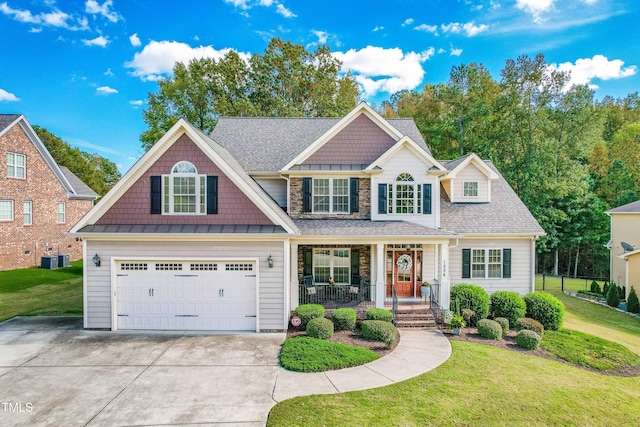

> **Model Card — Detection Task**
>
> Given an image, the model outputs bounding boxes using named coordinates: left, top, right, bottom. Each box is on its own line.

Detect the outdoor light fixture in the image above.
left=267, top=255, right=273, bottom=268
left=93, top=253, right=101, bottom=267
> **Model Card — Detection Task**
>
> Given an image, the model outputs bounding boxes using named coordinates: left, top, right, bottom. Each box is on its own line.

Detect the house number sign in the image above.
left=396, top=254, right=412, bottom=271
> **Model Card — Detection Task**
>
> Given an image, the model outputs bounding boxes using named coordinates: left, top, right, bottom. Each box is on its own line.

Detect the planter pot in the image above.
left=420, top=286, right=431, bottom=297
left=452, top=327, right=462, bottom=336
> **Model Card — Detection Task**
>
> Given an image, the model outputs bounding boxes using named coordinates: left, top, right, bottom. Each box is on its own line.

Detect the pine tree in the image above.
left=627, top=287, right=640, bottom=314
left=606, top=281, right=621, bottom=308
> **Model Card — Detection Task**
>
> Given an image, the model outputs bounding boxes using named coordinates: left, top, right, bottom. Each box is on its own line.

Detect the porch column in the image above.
left=375, top=244, right=385, bottom=308
left=440, top=242, right=450, bottom=309
left=290, top=243, right=299, bottom=311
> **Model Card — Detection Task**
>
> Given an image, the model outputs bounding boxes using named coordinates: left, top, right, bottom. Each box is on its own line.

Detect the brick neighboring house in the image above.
left=0, top=114, right=98, bottom=270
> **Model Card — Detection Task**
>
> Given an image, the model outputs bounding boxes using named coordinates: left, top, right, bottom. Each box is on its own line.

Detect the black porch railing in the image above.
left=429, top=279, right=446, bottom=326
left=298, top=280, right=372, bottom=308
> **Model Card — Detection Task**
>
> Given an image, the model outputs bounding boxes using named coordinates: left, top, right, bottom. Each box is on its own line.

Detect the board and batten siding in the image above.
left=448, top=238, right=533, bottom=295
left=255, top=177, right=287, bottom=208
left=84, top=239, right=286, bottom=331
left=610, top=214, right=640, bottom=288
left=371, top=146, right=439, bottom=228
left=452, top=163, right=490, bottom=203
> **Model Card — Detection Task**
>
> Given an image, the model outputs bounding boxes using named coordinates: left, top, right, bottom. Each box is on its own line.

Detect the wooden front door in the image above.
left=394, top=252, right=414, bottom=297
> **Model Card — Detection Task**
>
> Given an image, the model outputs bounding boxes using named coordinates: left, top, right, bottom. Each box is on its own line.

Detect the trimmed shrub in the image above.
left=365, top=308, right=393, bottom=322
left=306, top=317, right=334, bottom=340
left=332, top=308, right=357, bottom=331
left=490, top=290, right=526, bottom=326
left=295, top=304, right=325, bottom=328
left=361, top=320, right=397, bottom=348
left=450, top=284, right=490, bottom=326
left=606, top=282, right=620, bottom=308
left=524, top=292, right=564, bottom=330
left=515, top=317, right=544, bottom=337
left=603, top=282, right=610, bottom=297
left=627, top=287, right=640, bottom=314
left=516, top=329, right=541, bottom=350
left=590, top=280, right=601, bottom=295
left=495, top=317, right=509, bottom=334
left=477, top=319, right=503, bottom=340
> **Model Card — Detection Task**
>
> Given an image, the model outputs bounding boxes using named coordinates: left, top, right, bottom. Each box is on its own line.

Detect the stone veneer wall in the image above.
left=297, top=244, right=371, bottom=285
left=289, top=177, right=371, bottom=219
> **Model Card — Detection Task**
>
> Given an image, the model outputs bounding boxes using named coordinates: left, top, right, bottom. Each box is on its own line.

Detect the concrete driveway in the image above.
left=0, top=317, right=285, bottom=426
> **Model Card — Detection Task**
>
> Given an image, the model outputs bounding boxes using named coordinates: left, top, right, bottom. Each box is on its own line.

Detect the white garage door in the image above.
left=116, top=261, right=257, bottom=331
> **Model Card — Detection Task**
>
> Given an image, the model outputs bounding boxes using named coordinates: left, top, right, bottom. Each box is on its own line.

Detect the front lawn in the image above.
left=0, top=261, right=83, bottom=322
left=280, top=336, right=379, bottom=372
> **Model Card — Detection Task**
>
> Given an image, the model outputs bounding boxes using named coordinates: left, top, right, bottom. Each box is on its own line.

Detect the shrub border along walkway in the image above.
left=272, top=329, right=451, bottom=402
left=567, top=291, right=640, bottom=319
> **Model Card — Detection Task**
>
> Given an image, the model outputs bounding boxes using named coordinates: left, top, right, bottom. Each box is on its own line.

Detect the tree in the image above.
left=140, top=38, right=359, bottom=150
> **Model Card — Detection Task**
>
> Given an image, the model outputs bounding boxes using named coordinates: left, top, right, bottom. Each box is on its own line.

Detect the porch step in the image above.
left=395, top=306, right=437, bottom=328
left=396, top=319, right=438, bottom=328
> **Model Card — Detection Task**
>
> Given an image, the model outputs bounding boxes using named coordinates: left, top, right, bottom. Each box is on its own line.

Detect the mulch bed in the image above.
left=287, top=324, right=399, bottom=357
left=445, top=327, right=640, bottom=377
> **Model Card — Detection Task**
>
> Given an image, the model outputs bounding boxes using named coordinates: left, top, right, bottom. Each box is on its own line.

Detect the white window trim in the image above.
left=471, top=248, right=503, bottom=279
left=312, top=178, right=350, bottom=214
left=57, top=202, right=66, bottom=224
left=387, top=173, right=422, bottom=215
left=312, top=248, right=351, bottom=284
left=23, top=200, right=32, bottom=225
left=162, top=161, right=206, bottom=215
left=6, top=152, right=26, bottom=179
left=463, top=181, right=479, bottom=198
left=0, top=200, right=14, bottom=221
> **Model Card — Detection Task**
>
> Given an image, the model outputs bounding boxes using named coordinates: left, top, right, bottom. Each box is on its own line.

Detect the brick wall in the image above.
left=0, top=124, right=93, bottom=270
left=289, top=177, right=371, bottom=219
left=97, top=134, right=274, bottom=225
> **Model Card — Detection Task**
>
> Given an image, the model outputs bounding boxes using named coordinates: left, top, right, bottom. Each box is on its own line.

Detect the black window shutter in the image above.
left=378, top=184, right=387, bottom=214
left=503, top=248, right=512, bottom=278
left=303, top=248, right=312, bottom=276
left=207, top=176, right=218, bottom=214
left=302, top=178, right=312, bottom=212
left=350, top=178, right=359, bottom=213
left=462, top=248, right=471, bottom=279
left=150, top=176, right=161, bottom=214
left=351, top=249, right=360, bottom=280
left=423, top=183, right=432, bottom=215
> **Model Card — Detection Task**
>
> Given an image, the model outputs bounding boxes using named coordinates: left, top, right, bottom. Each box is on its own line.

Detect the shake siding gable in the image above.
left=302, top=114, right=398, bottom=165
left=96, top=135, right=274, bottom=226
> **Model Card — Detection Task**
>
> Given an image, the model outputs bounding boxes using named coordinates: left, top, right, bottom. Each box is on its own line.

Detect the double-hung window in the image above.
left=6, top=152, right=26, bottom=178
left=313, top=178, right=349, bottom=213
left=0, top=200, right=14, bottom=221
left=464, top=181, right=479, bottom=198
left=163, top=161, right=206, bottom=215
left=466, top=248, right=508, bottom=279
left=313, top=248, right=350, bottom=283
left=388, top=173, right=422, bottom=214
left=57, top=202, right=66, bottom=223
left=23, top=201, right=32, bottom=225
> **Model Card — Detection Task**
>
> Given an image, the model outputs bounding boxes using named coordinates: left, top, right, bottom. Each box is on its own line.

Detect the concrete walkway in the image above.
left=273, top=328, right=452, bottom=402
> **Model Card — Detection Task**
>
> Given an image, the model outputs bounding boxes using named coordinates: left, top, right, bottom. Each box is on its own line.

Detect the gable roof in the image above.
left=365, top=136, right=447, bottom=172
left=607, top=200, right=640, bottom=214
left=210, top=110, right=428, bottom=173
left=441, top=153, right=499, bottom=180
left=71, top=119, right=298, bottom=235
left=0, top=114, right=97, bottom=200
left=440, top=161, right=545, bottom=235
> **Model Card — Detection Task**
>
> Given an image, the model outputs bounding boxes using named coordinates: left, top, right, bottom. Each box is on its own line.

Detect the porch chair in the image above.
left=306, top=286, right=318, bottom=304
left=348, top=286, right=363, bottom=303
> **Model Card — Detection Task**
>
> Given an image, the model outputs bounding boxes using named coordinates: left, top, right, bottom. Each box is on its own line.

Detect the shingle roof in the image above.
left=607, top=200, right=640, bottom=213
left=59, top=167, right=99, bottom=199
left=438, top=153, right=472, bottom=171
left=0, top=114, right=20, bottom=133
left=440, top=161, right=545, bottom=235
left=210, top=117, right=429, bottom=172
left=293, top=219, right=457, bottom=238
left=77, top=224, right=287, bottom=234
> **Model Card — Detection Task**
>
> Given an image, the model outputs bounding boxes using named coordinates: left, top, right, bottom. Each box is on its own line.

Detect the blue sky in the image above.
left=1, top=0, right=638, bottom=172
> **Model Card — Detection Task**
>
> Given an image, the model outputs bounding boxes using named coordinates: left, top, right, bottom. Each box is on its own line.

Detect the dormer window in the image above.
left=162, top=161, right=206, bottom=215
left=389, top=173, right=421, bottom=214
left=464, top=181, right=479, bottom=198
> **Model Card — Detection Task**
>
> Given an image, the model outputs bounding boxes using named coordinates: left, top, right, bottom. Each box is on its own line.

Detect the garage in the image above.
left=116, top=260, right=257, bottom=331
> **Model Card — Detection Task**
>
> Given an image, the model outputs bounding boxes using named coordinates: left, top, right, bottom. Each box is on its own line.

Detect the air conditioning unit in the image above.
left=41, top=256, right=58, bottom=270
left=57, top=253, right=70, bottom=268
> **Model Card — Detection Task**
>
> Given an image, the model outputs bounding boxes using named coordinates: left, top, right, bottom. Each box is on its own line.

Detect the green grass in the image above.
left=536, top=275, right=640, bottom=354
left=0, top=261, right=83, bottom=322
left=268, top=340, right=640, bottom=426
left=280, top=336, right=379, bottom=372
left=542, top=329, right=640, bottom=371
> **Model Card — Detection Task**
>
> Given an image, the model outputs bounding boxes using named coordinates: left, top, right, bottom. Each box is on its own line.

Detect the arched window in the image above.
left=162, top=161, right=206, bottom=214
left=388, top=173, right=422, bottom=214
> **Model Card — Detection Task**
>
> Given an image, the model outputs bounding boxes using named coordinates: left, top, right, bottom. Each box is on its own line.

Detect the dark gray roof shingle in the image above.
left=607, top=200, right=640, bottom=213
left=210, top=117, right=429, bottom=172
left=440, top=162, right=545, bottom=235
left=0, top=114, right=20, bottom=133
left=59, top=166, right=99, bottom=199
left=293, top=219, right=457, bottom=237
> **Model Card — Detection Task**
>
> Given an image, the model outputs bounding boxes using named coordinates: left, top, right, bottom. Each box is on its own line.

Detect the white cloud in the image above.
left=129, top=33, right=141, bottom=46
left=414, top=24, right=438, bottom=35
left=85, top=0, right=120, bottom=23
left=402, top=18, right=414, bottom=26
left=96, top=85, right=117, bottom=95
left=129, top=100, right=144, bottom=107
left=259, top=0, right=274, bottom=6
left=333, top=46, right=435, bottom=97
left=437, top=48, right=446, bottom=54
left=450, top=44, right=463, bottom=56
left=275, top=3, right=296, bottom=18
left=104, top=68, right=114, bottom=76
left=0, top=88, right=19, bottom=102
left=516, top=0, right=555, bottom=23
left=550, top=55, right=637, bottom=88
left=125, top=40, right=250, bottom=81
left=0, top=2, right=88, bottom=30
left=82, top=35, right=109, bottom=47
left=581, top=0, right=597, bottom=4
left=311, top=30, right=328, bottom=44
left=441, top=22, right=489, bottom=36
left=372, top=25, right=384, bottom=32
left=224, top=0, right=250, bottom=9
